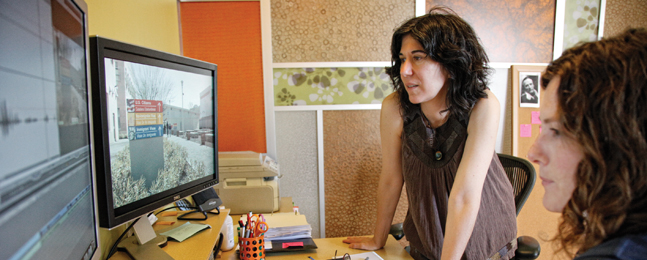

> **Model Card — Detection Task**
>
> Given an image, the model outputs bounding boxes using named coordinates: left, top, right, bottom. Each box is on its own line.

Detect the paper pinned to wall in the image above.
left=531, top=111, right=541, bottom=124
left=520, top=124, right=532, bottom=137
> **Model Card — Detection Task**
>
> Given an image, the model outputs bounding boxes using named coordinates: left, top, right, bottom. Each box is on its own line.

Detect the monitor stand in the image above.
left=118, top=214, right=174, bottom=260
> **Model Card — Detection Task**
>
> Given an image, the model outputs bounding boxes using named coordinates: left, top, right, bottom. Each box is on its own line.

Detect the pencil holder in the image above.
left=238, top=235, right=265, bottom=260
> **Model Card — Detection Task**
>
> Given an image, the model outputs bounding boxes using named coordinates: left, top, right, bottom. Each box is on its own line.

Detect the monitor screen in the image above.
left=0, top=0, right=99, bottom=259
left=89, top=36, right=219, bottom=228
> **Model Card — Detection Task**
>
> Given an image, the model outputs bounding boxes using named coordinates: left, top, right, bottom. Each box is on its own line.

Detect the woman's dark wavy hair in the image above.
left=386, top=6, right=490, bottom=118
left=541, top=28, right=647, bottom=257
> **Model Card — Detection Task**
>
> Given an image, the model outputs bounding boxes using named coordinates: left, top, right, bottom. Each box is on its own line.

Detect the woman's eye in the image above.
left=550, top=128, right=560, bottom=136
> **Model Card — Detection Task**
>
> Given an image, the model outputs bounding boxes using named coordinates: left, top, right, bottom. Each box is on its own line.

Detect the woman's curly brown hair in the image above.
left=386, top=6, right=490, bottom=119
left=541, top=28, right=647, bottom=257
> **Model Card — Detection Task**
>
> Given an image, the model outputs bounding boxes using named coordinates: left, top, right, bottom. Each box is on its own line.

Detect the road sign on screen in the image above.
left=127, top=99, right=163, bottom=113
left=128, top=125, right=163, bottom=140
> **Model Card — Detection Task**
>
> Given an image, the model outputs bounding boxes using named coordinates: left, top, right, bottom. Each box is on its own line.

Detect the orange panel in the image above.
left=180, top=2, right=266, bottom=153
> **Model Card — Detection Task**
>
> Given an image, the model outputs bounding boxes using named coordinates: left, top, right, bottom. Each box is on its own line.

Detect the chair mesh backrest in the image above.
left=497, top=153, right=537, bottom=216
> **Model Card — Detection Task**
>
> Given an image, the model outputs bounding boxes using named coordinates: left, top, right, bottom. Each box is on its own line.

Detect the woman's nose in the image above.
left=527, top=140, right=542, bottom=165
left=401, top=61, right=412, bottom=77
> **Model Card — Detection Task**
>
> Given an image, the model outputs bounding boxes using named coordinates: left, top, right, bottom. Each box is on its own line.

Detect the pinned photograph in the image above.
left=519, top=72, right=540, bottom=108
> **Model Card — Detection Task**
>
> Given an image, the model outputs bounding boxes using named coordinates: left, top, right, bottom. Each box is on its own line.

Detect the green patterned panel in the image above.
left=273, top=67, right=395, bottom=106
left=563, top=0, right=601, bottom=52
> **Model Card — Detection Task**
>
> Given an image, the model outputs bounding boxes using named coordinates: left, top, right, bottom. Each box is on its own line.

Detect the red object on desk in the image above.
left=282, top=242, right=304, bottom=249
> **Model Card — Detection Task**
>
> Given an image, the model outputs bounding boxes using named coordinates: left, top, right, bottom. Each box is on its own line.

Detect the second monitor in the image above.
left=89, top=36, right=219, bottom=234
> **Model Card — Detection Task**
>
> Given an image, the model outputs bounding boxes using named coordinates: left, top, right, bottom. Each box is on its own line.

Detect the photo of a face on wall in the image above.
left=519, top=72, right=540, bottom=108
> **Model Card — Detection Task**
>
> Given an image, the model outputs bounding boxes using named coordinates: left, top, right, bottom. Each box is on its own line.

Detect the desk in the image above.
left=111, top=208, right=230, bottom=260
left=111, top=198, right=412, bottom=260
left=220, top=236, right=412, bottom=260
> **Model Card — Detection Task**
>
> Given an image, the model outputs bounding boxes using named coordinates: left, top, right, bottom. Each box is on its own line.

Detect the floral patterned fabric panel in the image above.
left=273, top=67, right=395, bottom=106
left=270, top=0, right=414, bottom=62
left=562, top=0, right=602, bottom=52
left=426, top=0, right=555, bottom=63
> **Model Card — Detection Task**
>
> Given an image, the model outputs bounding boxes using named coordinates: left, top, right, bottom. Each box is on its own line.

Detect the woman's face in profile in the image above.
left=528, top=76, right=584, bottom=212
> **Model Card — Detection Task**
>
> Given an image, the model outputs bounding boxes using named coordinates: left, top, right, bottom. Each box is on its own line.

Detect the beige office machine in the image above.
left=215, top=151, right=280, bottom=214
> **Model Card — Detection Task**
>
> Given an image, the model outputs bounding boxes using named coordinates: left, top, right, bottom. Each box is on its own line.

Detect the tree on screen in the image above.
left=127, top=65, right=175, bottom=102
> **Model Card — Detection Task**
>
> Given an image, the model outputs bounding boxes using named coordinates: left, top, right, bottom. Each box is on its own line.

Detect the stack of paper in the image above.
left=241, top=212, right=311, bottom=240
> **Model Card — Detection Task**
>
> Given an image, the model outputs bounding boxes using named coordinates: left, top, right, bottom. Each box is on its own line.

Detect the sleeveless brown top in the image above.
left=401, top=107, right=517, bottom=260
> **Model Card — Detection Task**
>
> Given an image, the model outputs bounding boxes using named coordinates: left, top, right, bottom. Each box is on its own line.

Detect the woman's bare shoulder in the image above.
left=471, top=89, right=500, bottom=120
left=381, top=92, right=404, bottom=133
left=382, top=92, right=403, bottom=118
left=468, top=89, right=500, bottom=131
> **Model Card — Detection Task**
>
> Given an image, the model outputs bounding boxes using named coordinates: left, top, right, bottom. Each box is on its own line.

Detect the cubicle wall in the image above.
left=603, top=0, right=647, bottom=37
left=275, top=111, right=321, bottom=238
left=180, top=1, right=267, bottom=154
left=322, top=110, right=407, bottom=238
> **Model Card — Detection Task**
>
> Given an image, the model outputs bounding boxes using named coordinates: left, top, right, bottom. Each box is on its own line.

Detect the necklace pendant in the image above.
left=435, top=151, right=443, bottom=160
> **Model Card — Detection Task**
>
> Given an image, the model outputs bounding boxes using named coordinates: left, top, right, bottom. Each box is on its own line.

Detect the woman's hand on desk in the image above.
left=342, top=236, right=382, bottom=250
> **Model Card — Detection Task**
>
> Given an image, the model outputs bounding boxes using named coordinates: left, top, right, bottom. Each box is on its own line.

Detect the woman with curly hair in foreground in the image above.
left=528, top=28, right=647, bottom=259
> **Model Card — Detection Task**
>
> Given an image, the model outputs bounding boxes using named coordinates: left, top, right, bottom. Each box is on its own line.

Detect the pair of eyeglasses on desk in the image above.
left=314, top=250, right=369, bottom=260
left=332, top=250, right=350, bottom=260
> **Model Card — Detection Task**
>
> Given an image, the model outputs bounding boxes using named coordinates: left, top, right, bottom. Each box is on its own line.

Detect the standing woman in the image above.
left=344, top=7, right=517, bottom=260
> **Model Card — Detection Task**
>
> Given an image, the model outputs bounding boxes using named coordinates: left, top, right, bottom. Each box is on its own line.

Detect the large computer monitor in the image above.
left=0, top=0, right=99, bottom=259
left=88, top=36, right=218, bottom=257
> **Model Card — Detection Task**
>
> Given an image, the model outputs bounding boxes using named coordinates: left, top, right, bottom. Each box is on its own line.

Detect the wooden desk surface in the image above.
left=220, top=236, right=412, bottom=260
left=111, top=208, right=229, bottom=260
left=110, top=198, right=412, bottom=260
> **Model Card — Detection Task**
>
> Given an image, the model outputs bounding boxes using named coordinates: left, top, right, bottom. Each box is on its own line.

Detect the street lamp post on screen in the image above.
left=181, top=80, right=184, bottom=132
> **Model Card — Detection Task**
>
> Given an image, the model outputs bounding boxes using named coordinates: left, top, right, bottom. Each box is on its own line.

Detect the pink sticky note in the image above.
left=520, top=124, right=532, bottom=137
left=282, top=242, right=303, bottom=248
left=531, top=111, right=541, bottom=124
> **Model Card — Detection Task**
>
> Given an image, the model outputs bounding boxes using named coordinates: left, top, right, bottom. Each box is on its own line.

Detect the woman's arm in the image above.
left=440, top=89, right=501, bottom=260
left=343, top=92, right=404, bottom=250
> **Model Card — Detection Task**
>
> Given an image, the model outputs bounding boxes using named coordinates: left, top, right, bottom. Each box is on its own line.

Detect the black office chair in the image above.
left=497, top=153, right=540, bottom=260
left=389, top=153, right=540, bottom=259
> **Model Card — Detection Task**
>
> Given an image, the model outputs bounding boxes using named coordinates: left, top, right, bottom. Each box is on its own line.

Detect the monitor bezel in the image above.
left=88, top=36, right=219, bottom=229
left=74, top=0, right=104, bottom=259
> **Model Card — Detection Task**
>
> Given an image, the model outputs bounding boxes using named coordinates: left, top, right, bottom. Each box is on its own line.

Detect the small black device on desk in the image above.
left=266, top=237, right=318, bottom=253
left=177, top=188, right=223, bottom=220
